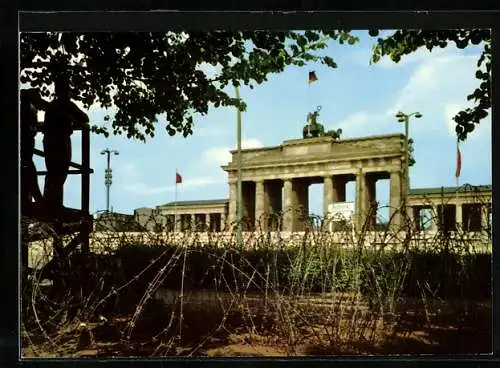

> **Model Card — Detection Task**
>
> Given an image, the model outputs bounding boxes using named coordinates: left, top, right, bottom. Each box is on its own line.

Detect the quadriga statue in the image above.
left=302, top=106, right=342, bottom=140
left=303, top=106, right=325, bottom=139
left=325, top=128, right=342, bottom=140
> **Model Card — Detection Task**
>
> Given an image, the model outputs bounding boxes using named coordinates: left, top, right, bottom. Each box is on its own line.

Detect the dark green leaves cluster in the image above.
left=20, top=31, right=358, bottom=141
left=369, top=29, right=491, bottom=142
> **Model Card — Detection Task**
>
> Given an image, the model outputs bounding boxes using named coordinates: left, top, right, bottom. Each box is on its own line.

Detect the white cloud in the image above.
left=386, top=53, right=479, bottom=118
left=181, top=177, right=222, bottom=188
left=333, top=112, right=375, bottom=137
left=119, top=162, right=142, bottom=186
left=242, top=138, right=264, bottom=149
left=119, top=162, right=223, bottom=196
left=444, top=103, right=491, bottom=142
left=351, top=43, right=449, bottom=69
left=444, top=103, right=466, bottom=137
left=195, top=125, right=229, bottom=138
left=203, top=138, right=264, bottom=165
left=124, top=178, right=221, bottom=195
left=375, top=46, right=449, bottom=69
left=196, top=62, right=222, bottom=80
left=203, top=147, right=232, bottom=166
left=196, top=53, right=239, bottom=80
left=337, top=50, right=488, bottom=141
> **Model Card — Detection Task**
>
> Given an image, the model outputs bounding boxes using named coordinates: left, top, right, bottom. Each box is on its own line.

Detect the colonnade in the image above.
left=228, top=169, right=404, bottom=232
left=412, top=201, right=491, bottom=232
left=162, top=212, right=226, bottom=232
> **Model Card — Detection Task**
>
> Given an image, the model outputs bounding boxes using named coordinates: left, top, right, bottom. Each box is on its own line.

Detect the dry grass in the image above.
left=21, top=195, right=492, bottom=357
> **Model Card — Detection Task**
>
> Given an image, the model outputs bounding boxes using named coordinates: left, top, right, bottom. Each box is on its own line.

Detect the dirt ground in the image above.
left=21, top=290, right=492, bottom=357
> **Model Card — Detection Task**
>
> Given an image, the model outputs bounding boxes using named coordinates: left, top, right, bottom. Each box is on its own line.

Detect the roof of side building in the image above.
left=158, top=199, right=229, bottom=207
left=409, top=184, right=491, bottom=196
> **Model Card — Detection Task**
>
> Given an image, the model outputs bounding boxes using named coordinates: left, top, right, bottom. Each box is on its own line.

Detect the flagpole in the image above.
left=455, top=140, right=460, bottom=231
left=175, top=168, right=178, bottom=233
left=308, top=75, right=311, bottom=112
left=235, top=86, right=243, bottom=249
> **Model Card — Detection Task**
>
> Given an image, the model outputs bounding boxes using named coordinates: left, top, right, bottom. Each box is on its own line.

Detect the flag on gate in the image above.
left=176, top=172, right=183, bottom=184
left=455, top=140, right=462, bottom=178
left=308, top=71, right=318, bottom=84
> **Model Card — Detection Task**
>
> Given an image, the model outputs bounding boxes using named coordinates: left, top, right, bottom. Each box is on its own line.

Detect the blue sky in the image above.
left=30, top=30, right=492, bottom=219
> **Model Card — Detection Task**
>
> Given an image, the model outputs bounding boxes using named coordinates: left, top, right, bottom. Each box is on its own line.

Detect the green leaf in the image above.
left=20, top=30, right=356, bottom=141
left=477, top=109, right=488, bottom=120
left=391, top=54, right=401, bottom=63
left=368, top=29, right=491, bottom=141
left=322, top=56, right=337, bottom=68
left=297, top=36, right=306, bottom=48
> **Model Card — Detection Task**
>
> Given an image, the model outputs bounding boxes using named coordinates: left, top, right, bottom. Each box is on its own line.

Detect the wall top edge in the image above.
left=227, top=133, right=405, bottom=155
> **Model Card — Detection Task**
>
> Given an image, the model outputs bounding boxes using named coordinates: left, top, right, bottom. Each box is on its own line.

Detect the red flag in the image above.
left=455, top=143, right=462, bottom=178
left=176, top=172, right=182, bottom=184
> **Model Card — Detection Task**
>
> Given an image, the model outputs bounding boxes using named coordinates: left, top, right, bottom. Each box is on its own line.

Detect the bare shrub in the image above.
left=21, top=190, right=491, bottom=356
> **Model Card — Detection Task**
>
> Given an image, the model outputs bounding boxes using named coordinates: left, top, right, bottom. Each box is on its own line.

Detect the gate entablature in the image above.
left=222, top=134, right=406, bottom=232
left=222, top=134, right=405, bottom=182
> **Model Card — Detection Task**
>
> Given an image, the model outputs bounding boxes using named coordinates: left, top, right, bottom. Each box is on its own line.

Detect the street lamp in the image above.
left=395, top=111, right=422, bottom=198
left=100, top=148, right=119, bottom=213
left=235, top=86, right=243, bottom=249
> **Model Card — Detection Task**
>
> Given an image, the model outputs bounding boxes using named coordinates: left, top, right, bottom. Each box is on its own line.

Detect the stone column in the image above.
left=432, top=205, right=439, bottom=231
left=481, top=204, right=489, bottom=231
left=407, top=205, right=415, bottom=228
left=255, top=180, right=267, bottom=231
left=191, top=214, right=196, bottom=231
left=365, top=175, right=377, bottom=229
left=389, top=170, right=402, bottom=228
left=228, top=182, right=237, bottom=231
left=263, top=181, right=272, bottom=231
left=455, top=202, right=462, bottom=231
left=411, top=206, right=420, bottom=231
left=178, top=214, right=184, bottom=232
left=295, top=180, right=309, bottom=231
left=355, top=169, right=365, bottom=231
left=205, top=213, right=211, bottom=232
left=283, top=178, right=296, bottom=232
left=323, top=176, right=334, bottom=217
left=174, top=212, right=181, bottom=232
left=220, top=211, right=226, bottom=232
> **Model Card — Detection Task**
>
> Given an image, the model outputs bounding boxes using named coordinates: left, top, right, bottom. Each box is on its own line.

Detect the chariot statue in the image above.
left=302, top=105, right=342, bottom=140
left=303, top=106, right=324, bottom=138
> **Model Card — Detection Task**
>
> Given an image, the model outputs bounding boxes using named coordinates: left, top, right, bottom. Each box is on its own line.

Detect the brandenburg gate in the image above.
left=222, top=134, right=407, bottom=232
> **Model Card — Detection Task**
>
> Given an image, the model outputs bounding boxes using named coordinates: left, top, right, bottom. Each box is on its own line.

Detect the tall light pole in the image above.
left=101, top=148, right=119, bottom=213
left=235, top=86, right=243, bottom=249
left=395, top=111, right=422, bottom=198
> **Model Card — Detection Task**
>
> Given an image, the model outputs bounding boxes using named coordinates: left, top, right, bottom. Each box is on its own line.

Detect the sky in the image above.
left=28, top=30, right=492, bottom=221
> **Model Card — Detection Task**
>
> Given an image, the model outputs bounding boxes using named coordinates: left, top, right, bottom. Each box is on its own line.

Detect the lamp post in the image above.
left=395, top=111, right=422, bottom=198
left=235, top=86, right=243, bottom=249
left=100, top=148, right=119, bottom=213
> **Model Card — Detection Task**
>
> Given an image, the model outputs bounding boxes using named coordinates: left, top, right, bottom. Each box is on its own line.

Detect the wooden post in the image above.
left=21, top=221, right=29, bottom=282
left=81, top=126, right=90, bottom=253
left=82, top=127, right=90, bottom=214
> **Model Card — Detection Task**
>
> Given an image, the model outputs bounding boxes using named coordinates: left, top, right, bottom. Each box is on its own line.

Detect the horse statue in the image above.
left=302, top=106, right=342, bottom=141
left=325, top=128, right=343, bottom=140
left=303, top=106, right=325, bottom=138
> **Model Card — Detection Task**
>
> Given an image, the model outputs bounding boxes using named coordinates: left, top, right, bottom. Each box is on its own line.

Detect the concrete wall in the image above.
left=94, top=212, right=142, bottom=232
